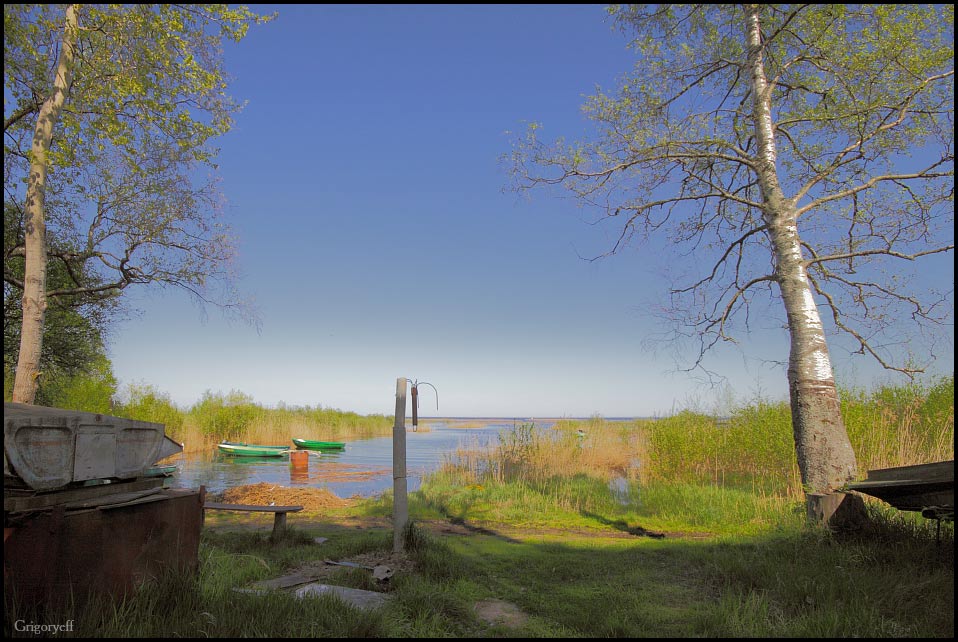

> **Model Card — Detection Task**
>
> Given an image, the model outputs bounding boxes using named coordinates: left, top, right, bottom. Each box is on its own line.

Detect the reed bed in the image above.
left=115, top=386, right=392, bottom=454
left=641, top=404, right=801, bottom=495
left=431, top=417, right=649, bottom=517
left=432, top=377, right=954, bottom=508
left=611, top=376, right=954, bottom=497
left=444, top=418, right=646, bottom=486
left=842, top=377, right=955, bottom=472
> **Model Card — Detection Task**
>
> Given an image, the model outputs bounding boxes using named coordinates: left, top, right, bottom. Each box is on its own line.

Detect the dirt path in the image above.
left=205, top=483, right=715, bottom=632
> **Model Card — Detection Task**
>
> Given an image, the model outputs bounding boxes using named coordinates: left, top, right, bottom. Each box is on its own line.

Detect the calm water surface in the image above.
left=168, top=419, right=546, bottom=498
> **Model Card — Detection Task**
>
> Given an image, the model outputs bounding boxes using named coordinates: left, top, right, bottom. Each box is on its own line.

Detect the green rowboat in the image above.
left=222, top=441, right=288, bottom=449
left=292, top=438, right=346, bottom=451
left=217, top=442, right=290, bottom=457
left=144, top=464, right=178, bottom=477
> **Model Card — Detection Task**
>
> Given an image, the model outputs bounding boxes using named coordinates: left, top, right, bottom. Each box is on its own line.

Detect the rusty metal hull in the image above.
left=4, top=487, right=203, bottom=605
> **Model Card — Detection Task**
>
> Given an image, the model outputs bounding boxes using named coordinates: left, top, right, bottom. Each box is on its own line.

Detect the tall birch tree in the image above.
left=4, top=4, right=273, bottom=404
left=510, top=4, right=954, bottom=496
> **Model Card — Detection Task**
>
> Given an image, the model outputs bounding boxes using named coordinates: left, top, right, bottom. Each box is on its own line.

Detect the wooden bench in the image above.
left=203, top=502, right=304, bottom=540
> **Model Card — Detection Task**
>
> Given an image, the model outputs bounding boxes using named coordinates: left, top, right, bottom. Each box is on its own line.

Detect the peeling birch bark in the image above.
left=744, top=4, right=858, bottom=494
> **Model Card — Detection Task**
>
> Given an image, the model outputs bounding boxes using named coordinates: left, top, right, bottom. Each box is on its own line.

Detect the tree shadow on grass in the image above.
left=580, top=511, right=666, bottom=539
left=418, top=494, right=522, bottom=543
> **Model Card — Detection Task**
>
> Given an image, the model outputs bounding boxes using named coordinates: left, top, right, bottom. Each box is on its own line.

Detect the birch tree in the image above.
left=509, top=4, right=954, bottom=496
left=4, top=201, right=118, bottom=397
left=4, top=4, right=273, bottom=403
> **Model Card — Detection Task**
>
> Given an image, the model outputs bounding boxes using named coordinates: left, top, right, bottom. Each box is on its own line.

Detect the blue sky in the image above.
left=105, top=4, right=954, bottom=417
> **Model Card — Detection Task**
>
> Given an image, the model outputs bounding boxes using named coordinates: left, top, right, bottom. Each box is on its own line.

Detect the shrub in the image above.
left=117, top=382, right=186, bottom=437
left=38, top=354, right=118, bottom=414
left=189, top=389, right=260, bottom=439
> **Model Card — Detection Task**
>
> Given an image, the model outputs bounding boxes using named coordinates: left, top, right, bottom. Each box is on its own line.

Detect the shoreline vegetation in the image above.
left=4, top=376, right=954, bottom=637
left=114, top=377, right=952, bottom=488
left=118, top=388, right=396, bottom=455
left=44, top=376, right=950, bottom=477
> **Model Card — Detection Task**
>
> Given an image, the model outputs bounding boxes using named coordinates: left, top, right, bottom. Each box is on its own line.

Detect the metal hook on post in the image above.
left=410, top=380, right=438, bottom=432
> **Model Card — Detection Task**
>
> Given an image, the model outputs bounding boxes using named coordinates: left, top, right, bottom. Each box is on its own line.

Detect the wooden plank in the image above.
left=847, top=479, right=952, bottom=491
left=88, top=489, right=199, bottom=512
left=4, top=478, right=166, bottom=513
left=61, top=488, right=163, bottom=510
left=202, top=501, right=302, bottom=541
left=865, top=460, right=953, bottom=483
left=846, top=475, right=953, bottom=514
left=203, top=502, right=303, bottom=513
left=66, top=493, right=176, bottom=516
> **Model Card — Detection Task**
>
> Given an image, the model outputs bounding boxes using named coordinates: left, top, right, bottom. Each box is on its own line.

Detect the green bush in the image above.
left=188, top=389, right=260, bottom=439
left=117, top=383, right=186, bottom=436
left=37, top=354, right=118, bottom=413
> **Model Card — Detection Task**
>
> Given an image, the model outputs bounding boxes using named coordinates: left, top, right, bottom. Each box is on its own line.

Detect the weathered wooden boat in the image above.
left=845, top=460, right=953, bottom=519
left=292, top=438, right=346, bottom=451
left=217, top=442, right=290, bottom=457
left=5, top=401, right=183, bottom=490
left=4, top=403, right=201, bottom=606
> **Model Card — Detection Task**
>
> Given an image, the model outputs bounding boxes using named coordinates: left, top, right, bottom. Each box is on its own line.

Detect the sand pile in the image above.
left=211, top=482, right=354, bottom=511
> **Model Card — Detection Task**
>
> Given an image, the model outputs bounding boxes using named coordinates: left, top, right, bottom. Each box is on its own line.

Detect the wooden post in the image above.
left=806, top=492, right=869, bottom=531
left=271, top=512, right=287, bottom=542
left=393, top=377, right=408, bottom=553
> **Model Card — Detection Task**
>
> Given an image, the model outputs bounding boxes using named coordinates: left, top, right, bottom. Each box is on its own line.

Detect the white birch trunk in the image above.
left=12, top=5, right=80, bottom=404
left=744, top=5, right=858, bottom=494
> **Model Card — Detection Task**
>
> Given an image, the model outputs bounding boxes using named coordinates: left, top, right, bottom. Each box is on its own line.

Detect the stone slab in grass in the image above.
left=294, top=583, right=392, bottom=610
left=234, top=582, right=391, bottom=612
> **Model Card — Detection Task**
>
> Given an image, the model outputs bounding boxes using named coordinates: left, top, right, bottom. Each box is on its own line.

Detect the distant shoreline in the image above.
left=420, top=416, right=653, bottom=422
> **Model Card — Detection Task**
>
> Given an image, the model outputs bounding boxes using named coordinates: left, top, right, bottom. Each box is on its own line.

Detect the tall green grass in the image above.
left=630, top=376, right=954, bottom=496
left=842, top=376, right=955, bottom=472
left=428, top=377, right=953, bottom=521
left=640, top=403, right=799, bottom=493
left=6, top=498, right=951, bottom=638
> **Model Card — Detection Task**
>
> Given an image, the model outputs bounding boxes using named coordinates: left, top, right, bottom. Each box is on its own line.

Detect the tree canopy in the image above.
left=512, top=4, right=953, bottom=377
left=4, top=4, right=272, bottom=312
left=510, top=4, right=953, bottom=497
left=4, top=4, right=273, bottom=402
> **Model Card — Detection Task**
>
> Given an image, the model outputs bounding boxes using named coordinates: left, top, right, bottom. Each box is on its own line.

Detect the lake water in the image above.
left=167, top=419, right=543, bottom=498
